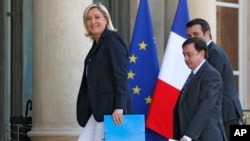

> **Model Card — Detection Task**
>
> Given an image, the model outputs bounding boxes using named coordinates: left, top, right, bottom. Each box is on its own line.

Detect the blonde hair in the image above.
left=83, top=3, right=116, bottom=39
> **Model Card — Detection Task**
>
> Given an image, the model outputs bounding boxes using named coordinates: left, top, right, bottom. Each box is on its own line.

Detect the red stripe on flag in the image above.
left=146, top=79, right=180, bottom=139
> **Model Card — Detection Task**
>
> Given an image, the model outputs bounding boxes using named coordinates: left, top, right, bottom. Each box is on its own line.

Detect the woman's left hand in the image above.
left=112, top=109, right=123, bottom=125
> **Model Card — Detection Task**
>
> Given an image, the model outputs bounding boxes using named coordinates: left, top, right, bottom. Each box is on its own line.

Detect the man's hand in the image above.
left=180, top=138, right=188, bottom=141
left=180, top=135, right=192, bottom=141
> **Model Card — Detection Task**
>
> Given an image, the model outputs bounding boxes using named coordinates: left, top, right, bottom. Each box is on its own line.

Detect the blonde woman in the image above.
left=76, top=3, right=133, bottom=141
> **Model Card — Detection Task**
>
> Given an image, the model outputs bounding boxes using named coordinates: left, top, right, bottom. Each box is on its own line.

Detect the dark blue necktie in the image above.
left=180, top=72, right=194, bottom=102
left=183, top=71, right=194, bottom=90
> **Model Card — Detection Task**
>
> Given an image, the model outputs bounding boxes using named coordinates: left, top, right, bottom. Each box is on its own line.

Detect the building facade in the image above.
left=0, top=0, right=249, bottom=140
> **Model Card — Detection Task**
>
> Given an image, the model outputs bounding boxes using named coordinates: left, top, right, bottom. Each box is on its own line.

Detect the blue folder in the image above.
left=104, top=115, right=145, bottom=141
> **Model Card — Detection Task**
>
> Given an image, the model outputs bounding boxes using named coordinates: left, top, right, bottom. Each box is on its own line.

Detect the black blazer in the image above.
left=208, top=41, right=243, bottom=122
left=174, top=61, right=227, bottom=141
left=76, top=29, right=133, bottom=127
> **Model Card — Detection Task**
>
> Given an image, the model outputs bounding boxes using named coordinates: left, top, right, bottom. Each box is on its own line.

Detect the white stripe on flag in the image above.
left=158, top=31, right=190, bottom=90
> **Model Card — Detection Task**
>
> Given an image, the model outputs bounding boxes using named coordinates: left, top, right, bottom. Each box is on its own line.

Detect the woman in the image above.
left=76, top=3, right=133, bottom=141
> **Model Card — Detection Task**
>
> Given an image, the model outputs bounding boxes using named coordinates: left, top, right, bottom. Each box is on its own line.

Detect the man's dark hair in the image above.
left=186, top=18, right=212, bottom=39
left=182, top=37, right=208, bottom=59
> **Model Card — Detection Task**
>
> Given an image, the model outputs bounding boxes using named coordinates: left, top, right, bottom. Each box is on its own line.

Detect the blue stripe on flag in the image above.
left=172, top=0, right=189, bottom=38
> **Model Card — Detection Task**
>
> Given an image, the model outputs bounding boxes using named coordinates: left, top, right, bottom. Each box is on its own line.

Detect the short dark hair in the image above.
left=182, top=37, right=208, bottom=59
left=186, top=18, right=212, bottom=39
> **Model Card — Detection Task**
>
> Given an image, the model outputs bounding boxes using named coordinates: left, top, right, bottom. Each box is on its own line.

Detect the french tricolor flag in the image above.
left=146, top=0, right=190, bottom=139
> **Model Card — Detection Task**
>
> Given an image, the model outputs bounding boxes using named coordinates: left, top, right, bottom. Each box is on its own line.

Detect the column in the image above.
left=28, top=0, right=92, bottom=140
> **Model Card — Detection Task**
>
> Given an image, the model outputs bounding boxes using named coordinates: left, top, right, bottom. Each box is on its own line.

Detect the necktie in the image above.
left=179, top=72, right=194, bottom=102
left=183, top=71, right=194, bottom=90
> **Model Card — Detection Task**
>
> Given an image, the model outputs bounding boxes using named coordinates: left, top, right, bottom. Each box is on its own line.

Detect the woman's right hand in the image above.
left=112, top=109, right=123, bottom=125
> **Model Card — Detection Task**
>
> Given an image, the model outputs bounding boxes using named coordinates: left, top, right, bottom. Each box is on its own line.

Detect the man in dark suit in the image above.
left=186, top=18, right=244, bottom=140
left=174, top=37, right=227, bottom=141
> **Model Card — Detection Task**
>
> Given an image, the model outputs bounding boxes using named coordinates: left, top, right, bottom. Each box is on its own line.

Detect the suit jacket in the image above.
left=174, top=61, right=227, bottom=141
left=208, top=41, right=243, bottom=122
left=76, top=29, right=133, bottom=127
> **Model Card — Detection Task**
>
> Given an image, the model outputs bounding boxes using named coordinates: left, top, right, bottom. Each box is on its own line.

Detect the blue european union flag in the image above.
left=128, top=0, right=159, bottom=118
left=127, top=0, right=168, bottom=141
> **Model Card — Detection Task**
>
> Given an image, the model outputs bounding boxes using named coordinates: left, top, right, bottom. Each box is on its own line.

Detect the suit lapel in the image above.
left=179, top=61, right=209, bottom=105
left=85, top=30, right=107, bottom=65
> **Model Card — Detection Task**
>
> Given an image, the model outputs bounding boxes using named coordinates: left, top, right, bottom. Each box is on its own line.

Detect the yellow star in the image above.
left=129, top=54, right=138, bottom=63
left=127, top=70, right=135, bottom=79
left=145, top=95, right=152, bottom=104
left=133, top=85, right=141, bottom=95
left=139, top=41, right=147, bottom=50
